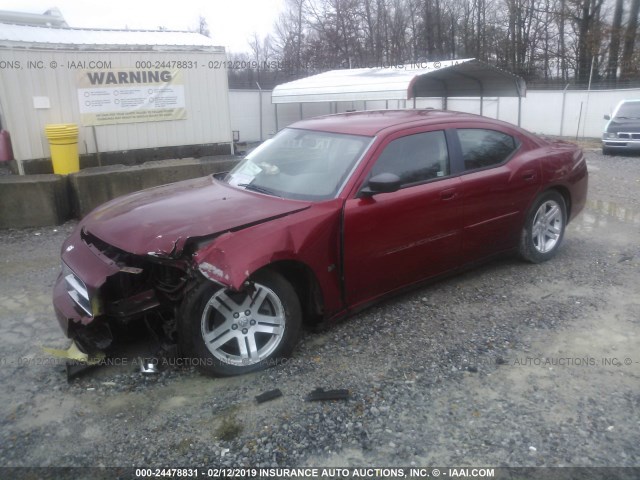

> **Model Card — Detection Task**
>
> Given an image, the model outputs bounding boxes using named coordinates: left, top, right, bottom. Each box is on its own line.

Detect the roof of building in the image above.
left=272, top=59, right=526, bottom=104
left=0, top=8, right=68, bottom=27
left=0, top=22, right=224, bottom=52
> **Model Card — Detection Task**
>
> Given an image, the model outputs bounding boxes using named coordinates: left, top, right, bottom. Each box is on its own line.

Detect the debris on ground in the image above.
left=255, top=389, right=283, bottom=404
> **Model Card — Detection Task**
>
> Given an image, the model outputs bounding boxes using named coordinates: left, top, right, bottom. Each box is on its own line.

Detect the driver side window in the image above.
left=370, top=131, right=450, bottom=187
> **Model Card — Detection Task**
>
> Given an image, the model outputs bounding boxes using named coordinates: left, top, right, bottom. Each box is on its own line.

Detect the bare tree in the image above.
left=606, top=0, right=624, bottom=80
left=273, top=0, right=307, bottom=75
left=247, top=33, right=276, bottom=84
left=571, top=0, right=605, bottom=83
left=476, top=0, right=485, bottom=59
left=229, top=0, right=638, bottom=89
left=387, top=0, right=409, bottom=64
left=197, top=15, right=210, bottom=37
left=620, top=0, right=640, bottom=80
left=557, top=0, right=569, bottom=81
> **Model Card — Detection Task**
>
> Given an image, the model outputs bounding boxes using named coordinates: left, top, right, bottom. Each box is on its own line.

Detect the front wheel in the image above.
left=179, top=270, right=302, bottom=376
left=519, top=191, right=567, bottom=263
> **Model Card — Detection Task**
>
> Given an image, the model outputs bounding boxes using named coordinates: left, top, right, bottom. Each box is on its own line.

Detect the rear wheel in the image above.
left=179, top=270, right=302, bottom=376
left=519, top=191, right=567, bottom=263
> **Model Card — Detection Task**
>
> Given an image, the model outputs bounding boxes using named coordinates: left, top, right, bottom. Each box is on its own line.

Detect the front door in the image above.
left=343, top=129, right=463, bottom=307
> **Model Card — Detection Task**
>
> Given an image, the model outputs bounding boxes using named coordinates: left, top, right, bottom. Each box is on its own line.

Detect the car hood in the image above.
left=82, top=176, right=311, bottom=256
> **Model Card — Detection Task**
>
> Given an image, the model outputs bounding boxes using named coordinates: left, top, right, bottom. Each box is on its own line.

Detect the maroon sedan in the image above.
left=53, top=110, right=588, bottom=376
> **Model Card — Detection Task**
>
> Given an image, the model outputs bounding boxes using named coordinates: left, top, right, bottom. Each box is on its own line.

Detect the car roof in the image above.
left=287, top=109, right=519, bottom=137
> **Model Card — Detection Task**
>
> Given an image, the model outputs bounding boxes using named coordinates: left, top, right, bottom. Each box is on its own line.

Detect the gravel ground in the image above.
left=0, top=149, right=638, bottom=473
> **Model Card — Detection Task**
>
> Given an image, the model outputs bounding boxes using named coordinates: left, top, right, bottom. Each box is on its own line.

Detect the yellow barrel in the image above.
left=45, top=124, right=80, bottom=174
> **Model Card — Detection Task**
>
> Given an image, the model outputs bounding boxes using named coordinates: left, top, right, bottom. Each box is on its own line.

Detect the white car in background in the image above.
left=602, top=99, right=640, bottom=155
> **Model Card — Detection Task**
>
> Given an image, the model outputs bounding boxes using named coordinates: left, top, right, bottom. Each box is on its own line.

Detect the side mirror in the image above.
left=361, top=173, right=401, bottom=196
left=604, top=114, right=610, bottom=120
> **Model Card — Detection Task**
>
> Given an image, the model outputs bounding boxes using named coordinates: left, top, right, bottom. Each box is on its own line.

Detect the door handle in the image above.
left=522, top=170, right=537, bottom=182
left=440, top=188, right=457, bottom=201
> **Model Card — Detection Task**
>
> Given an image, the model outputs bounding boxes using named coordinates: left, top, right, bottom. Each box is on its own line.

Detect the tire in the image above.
left=602, top=146, right=611, bottom=156
left=519, top=190, right=567, bottom=263
left=179, top=270, right=302, bottom=376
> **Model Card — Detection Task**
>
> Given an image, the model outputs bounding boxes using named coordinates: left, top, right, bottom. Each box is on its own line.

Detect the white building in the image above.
left=0, top=14, right=232, bottom=174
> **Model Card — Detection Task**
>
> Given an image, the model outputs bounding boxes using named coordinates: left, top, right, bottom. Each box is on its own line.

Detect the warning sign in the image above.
left=77, top=69, right=186, bottom=126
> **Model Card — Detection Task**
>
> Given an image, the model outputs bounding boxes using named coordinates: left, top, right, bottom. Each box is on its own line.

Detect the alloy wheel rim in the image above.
left=531, top=200, right=562, bottom=254
left=201, top=282, right=286, bottom=367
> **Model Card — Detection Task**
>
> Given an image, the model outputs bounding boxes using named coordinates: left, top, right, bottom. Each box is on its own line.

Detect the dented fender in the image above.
left=192, top=200, right=345, bottom=316
left=195, top=226, right=296, bottom=289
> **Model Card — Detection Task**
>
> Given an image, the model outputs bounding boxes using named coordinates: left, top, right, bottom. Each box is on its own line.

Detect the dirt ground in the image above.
left=0, top=147, right=638, bottom=476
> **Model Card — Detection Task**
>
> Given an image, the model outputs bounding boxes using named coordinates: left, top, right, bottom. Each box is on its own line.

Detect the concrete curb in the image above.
left=68, top=156, right=238, bottom=217
left=0, top=174, right=70, bottom=228
left=0, top=156, right=238, bottom=229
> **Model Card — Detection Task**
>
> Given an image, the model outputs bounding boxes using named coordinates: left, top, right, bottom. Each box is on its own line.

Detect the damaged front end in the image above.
left=52, top=175, right=319, bottom=365
left=53, top=226, right=194, bottom=356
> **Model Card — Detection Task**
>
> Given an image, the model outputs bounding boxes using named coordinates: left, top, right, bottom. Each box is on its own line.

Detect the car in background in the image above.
left=53, top=110, right=588, bottom=377
left=602, top=99, right=640, bottom=155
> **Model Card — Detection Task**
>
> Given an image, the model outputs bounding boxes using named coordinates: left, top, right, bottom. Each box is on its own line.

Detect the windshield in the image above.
left=224, top=128, right=372, bottom=200
left=615, top=102, right=640, bottom=119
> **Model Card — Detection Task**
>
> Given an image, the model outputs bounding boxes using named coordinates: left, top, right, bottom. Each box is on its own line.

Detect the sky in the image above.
left=1, top=0, right=285, bottom=53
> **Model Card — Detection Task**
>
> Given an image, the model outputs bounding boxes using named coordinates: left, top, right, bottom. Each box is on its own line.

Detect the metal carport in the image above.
left=272, top=58, right=526, bottom=128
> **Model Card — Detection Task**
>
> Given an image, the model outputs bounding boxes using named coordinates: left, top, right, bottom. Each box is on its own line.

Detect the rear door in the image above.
left=452, top=128, right=541, bottom=261
left=343, top=128, right=463, bottom=307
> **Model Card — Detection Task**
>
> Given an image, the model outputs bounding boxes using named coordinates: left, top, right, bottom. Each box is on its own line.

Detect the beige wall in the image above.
left=0, top=48, right=232, bottom=166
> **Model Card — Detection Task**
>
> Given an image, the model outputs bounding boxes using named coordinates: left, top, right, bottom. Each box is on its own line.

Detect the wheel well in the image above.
left=255, top=261, right=324, bottom=325
left=548, top=185, right=572, bottom=219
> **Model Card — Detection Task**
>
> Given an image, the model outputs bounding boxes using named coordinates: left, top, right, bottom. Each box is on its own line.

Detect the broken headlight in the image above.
left=62, top=262, right=102, bottom=317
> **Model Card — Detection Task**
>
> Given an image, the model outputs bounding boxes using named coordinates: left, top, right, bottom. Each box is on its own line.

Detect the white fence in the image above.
left=229, top=88, right=640, bottom=143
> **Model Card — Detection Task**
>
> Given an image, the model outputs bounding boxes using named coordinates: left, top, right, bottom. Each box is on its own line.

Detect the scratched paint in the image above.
left=200, top=262, right=230, bottom=281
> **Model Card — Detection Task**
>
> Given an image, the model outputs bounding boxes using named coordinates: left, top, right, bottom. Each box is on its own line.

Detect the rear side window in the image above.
left=370, top=130, right=449, bottom=187
left=458, top=129, right=518, bottom=171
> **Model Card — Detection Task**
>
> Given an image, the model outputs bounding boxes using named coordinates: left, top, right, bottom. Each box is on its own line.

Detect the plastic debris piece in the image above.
left=66, top=362, right=99, bottom=381
left=41, top=341, right=105, bottom=365
left=305, top=387, right=350, bottom=402
left=255, top=389, right=283, bottom=404
left=140, top=359, right=159, bottom=374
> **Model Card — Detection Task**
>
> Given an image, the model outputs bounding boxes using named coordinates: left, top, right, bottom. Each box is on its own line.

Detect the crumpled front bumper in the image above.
left=52, top=227, right=120, bottom=348
left=53, top=272, right=84, bottom=338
